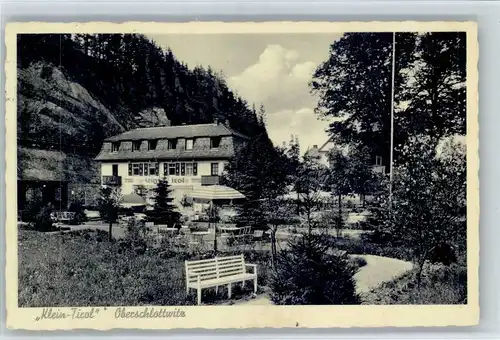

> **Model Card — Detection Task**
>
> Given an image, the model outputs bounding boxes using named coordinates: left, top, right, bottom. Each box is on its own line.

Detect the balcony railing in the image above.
left=201, top=175, right=220, bottom=186
left=102, top=175, right=122, bottom=186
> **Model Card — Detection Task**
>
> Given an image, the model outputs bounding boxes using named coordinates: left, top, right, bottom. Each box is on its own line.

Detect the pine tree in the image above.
left=270, top=233, right=360, bottom=305
left=146, top=179, right=181, bottom=227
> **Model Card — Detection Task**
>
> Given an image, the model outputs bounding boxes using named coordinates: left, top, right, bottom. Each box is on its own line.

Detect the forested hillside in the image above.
left=17, top=34, right=269, bottom=182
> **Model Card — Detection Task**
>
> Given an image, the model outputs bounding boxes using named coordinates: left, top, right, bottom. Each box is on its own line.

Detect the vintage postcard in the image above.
left=5, top=21, right=479, bottom=330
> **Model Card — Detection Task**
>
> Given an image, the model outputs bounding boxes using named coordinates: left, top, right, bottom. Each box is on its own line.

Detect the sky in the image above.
left=146, top=33, right=343, bottom=153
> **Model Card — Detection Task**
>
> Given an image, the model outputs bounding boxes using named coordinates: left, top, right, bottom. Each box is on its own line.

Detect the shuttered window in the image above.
left=128, top=163, right=132, bottom=176
left=193, top=163, right=198, bottom=176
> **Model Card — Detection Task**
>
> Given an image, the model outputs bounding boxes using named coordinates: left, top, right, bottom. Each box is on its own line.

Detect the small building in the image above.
left=94, top=121, right=249, bottom=206
left=18, top=147, right=101, bottom=213
left=305, top=138, right=386, bottom=174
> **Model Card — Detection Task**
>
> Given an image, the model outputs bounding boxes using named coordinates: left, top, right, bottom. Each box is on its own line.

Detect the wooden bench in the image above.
left=185, top=254, right=258, bottom=305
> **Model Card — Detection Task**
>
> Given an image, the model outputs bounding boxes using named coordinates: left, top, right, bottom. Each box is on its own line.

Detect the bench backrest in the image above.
left=185, top=255, right=245, bottom=284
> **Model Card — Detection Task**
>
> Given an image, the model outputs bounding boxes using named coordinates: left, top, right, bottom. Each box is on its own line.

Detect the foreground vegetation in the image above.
left=18, top=229, right=272, bottom=307
left=362, top=264, right=467, bottom=305
left=18, top=227, right=466, bottom=307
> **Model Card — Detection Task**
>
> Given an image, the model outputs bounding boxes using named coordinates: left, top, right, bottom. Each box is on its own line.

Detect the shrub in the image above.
left=31, top=205, right=55, bottom=232
left=346, top=200, right=355, bottom=209
left=270, top=234, right=360, bottom=305
left=68, top=201, right=88, bottom=225
left=122, top=218, right=154, bottom=255
left=428, top=243, right=458, bottom=266
left=21, top=197, right=44, bottom=222
left=349, top=256, right=368, bottom=272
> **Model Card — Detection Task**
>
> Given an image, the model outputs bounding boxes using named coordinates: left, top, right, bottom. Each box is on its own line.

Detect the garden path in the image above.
left=353, top=254, right=414, bottom=294
left=234, top=254, right=414, bottom=305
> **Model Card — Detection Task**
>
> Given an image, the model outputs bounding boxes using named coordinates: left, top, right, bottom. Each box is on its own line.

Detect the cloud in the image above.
left=265, top=108, right=331, bottom=154
left=228, top=44, right=318, bottom=113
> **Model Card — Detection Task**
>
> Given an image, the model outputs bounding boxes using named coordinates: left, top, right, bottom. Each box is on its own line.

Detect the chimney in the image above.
left=224, top=119, right=230, bottom=127
left=213, top=117, right=219, bottom=125
left=313, top=145, right=318, bottom=149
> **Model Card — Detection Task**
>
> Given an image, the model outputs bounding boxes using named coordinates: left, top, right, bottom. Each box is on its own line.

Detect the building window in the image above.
left=112, top=164, right=118, bottom=176
left=375, top=156, right=383, bottom=166
left=132, top=140, right=141, bottom=152
left=132, top=163, right=142, bottom=176
left=185, top=163, right=193, bottom=176
left=111, top=142, right=120, bottom=152
left=185, top=139, right=194, bottom=150
left=210, top=137, right=221, bottom=149
left=148, top=140, right=157, bottom=151
left=147, top=163, right=158, bottom=176
left=167, top=139, right=177, bottom=150
left=211, top=163, right=219, bottom=176
left=168, top=163, right=176, bottom=175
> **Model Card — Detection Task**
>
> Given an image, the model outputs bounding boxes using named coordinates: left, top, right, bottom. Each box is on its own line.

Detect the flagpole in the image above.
left=389, top=32, right=396, bottom=209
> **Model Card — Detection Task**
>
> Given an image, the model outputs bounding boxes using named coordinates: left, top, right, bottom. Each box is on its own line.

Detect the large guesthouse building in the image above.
left=95, top=120, right=248, bottom=205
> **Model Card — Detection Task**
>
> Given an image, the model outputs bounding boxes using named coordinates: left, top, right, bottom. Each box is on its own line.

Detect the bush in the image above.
left=349, top=256, right=367, bottom=272
left=31, top=205, right=56, bottom=232
left=270, top=234, right=360, bottom=305
left=122, top=218, right=154, bottom=255
left=68, top=201, right=88, bottom=225
left=21, top=198, right=44, bottom=222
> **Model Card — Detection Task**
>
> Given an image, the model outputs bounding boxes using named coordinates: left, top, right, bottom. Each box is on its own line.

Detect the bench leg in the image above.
left=197, top=287, right=202, bottom=306
left=254, top=278, right=257, bottom=293
left=242, top=280, right=245, bottom=289
left=186, top=286, right=189, bottom=295
left=215, top=286, right=218, bottom=295
left=228, top=283, right=232, bottom=299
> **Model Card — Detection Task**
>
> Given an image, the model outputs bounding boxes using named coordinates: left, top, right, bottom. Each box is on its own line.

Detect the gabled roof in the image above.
left=104, top=123, right=249, bottom=142
left=318, top=136, right=335, bottom=153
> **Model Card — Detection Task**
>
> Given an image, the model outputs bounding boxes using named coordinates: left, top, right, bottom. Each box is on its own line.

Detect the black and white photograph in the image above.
left=6, top=21, right=478, bottom=329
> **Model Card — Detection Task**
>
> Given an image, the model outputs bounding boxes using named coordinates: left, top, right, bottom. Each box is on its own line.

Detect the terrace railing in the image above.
left=102, top=175, right=122, bottom=186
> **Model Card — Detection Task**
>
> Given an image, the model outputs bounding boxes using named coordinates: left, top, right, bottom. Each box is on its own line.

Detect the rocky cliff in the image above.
left=17, top=62, right=125, bottom=183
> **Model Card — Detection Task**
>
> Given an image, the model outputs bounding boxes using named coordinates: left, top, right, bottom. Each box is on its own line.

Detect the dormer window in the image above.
left=132, top=140, right=141, bottom=152
left=375, top=156, right=383, bottom=166
left=148, top=140, right=158, bottom=151
left=111, top=142, right=120, bottom=152
left=185, top=138, right=194, bottom=150
left=167, top=139, right=177, bottom=150
left=210, top=137, right=221, bottom=149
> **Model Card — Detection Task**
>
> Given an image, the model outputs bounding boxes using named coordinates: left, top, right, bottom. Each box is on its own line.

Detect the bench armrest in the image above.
left=245, top=263, right=257, bottom=274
